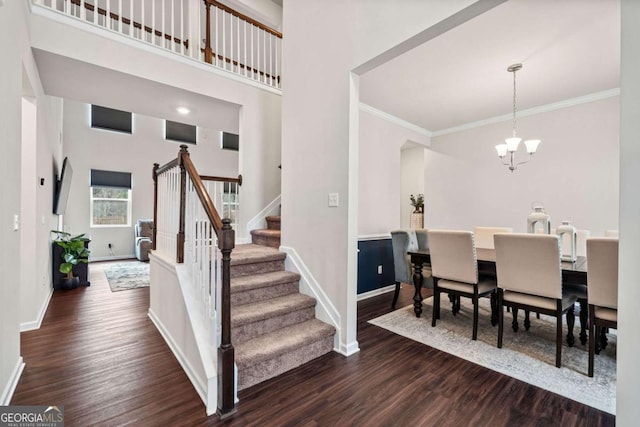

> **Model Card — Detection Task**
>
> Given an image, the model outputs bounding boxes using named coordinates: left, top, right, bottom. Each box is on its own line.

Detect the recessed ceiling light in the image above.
left=176, top=106, right=191, bottom=115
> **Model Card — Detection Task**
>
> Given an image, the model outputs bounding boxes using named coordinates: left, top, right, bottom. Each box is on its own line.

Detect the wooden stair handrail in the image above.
left=179, top=146, right=224, bottom=234
left=205, top=0, right=282, bottom=38
left=152, top=145, right=236, bottom=418
left=200, top=174, right=242, bottom=185
left=69, top=0, right=189, bottom=48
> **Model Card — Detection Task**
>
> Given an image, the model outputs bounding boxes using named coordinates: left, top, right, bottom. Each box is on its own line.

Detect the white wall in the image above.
left=0, top=0, right=24, bottom=404
left=19, top=65, right=63, bottom=329
left=358, top=110, right=429, bottom=236
left=1, top=0, right=63, bottom=403
left=617, top=0, right=640, bottom=423
left=282, top=0, right=489, bottom=354
left=62, top=100, right=239, bottom=259
left=424, top=97, right=619, bottom=235
left=31, top=13, right=281, bottom=243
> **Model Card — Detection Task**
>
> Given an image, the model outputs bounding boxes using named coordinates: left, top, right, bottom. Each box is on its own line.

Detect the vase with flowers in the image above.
left=409, top=194, right=424, bottom=229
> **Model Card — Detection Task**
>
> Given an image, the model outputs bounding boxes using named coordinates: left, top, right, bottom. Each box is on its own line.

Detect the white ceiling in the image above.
left=33, top=49, right=240, bottom=134
left=359, top=0, right=620, bottom=133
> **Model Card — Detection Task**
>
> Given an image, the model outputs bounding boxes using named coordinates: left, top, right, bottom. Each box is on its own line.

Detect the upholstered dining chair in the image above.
left=473, top=226, right=513, bottom=249
left=494, top=233, right=577, bottom=368
left=428, top=230, right=497, bottom=340
left=554, top=228, right=591, bottom=345
left=390, top=230, right=432, bottom=309
left=587, top=237, right=618, bottom=377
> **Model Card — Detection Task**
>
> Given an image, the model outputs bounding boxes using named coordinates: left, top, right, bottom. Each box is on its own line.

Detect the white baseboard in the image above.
left=338, top=341, right=361, bottom=357
left=90, top=254, right=136, bottom=262
left=280, top=246, right=342, bottom=348
left=148, top=308, right=208, bottom=408
left=357, top=284, right=396, bottom=301
left=20, top=287, right=54, bottom=332
left=246, top=194, right=281, bottom=234
left=1, top=357, right=25, bottom=405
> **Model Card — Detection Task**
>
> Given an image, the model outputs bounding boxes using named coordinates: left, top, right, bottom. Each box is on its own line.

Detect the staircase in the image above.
left=250, top=215, right=281, bottom=248
left=231, top=242, right=335, bottom=390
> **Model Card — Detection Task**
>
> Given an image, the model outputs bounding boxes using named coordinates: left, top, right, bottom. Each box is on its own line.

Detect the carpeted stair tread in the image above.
left=266, top=216, right=281, bottom=230
left=251, top=229, right=281, bottom=237
left=231, top=244, right=285, bottom=265
left=235, top=319, right=335, bottom=368
left=231, top=270, right=300, bottom=294
left=250, top=229, right=281, bottom=248
left=231, top=293, right=316, bottom=327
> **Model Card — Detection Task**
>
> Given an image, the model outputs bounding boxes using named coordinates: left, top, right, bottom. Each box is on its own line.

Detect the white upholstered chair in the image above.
left=552, top=228, right=591, bottom=345
left=494, top=233, right=577, bottom=368
left=587, top=237, right=618, bottom=377
left=390, top=230, right=432, bottom=309
left=604, top=229, right=619, bottom=238
left=473, top=226, right=513, bottom=249
left=428, top=230, right=497, bottom=340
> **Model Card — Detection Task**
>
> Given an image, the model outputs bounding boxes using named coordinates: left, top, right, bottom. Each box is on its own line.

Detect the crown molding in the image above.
left=432, top=88, right=621, bottom=137
left=359, top=103, right=432, bottom=137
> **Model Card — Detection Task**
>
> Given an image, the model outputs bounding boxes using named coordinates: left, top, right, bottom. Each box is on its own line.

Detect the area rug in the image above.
left=368, top=296, right=616, bottom=414
left=104, top=262, right=150, bottom=292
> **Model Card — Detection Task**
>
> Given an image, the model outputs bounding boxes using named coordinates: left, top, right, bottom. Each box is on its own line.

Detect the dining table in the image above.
left=408, top=248, right=589, bottom=342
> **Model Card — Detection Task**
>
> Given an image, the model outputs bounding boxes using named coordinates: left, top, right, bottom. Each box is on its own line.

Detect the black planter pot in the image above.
left=60, top=276, right=80, bottom=290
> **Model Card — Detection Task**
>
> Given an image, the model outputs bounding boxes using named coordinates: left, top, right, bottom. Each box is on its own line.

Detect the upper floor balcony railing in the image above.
left=33, top=0, right=282, bottom=89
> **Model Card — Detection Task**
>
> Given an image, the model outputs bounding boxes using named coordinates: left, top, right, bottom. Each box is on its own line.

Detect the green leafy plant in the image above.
left=410, top=193, right=424, bottom=212
left=51, top=230, right=91, bottom=279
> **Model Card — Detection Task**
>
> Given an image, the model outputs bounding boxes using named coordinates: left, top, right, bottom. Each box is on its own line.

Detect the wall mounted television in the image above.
left=53, top=157, right=73, bottom=215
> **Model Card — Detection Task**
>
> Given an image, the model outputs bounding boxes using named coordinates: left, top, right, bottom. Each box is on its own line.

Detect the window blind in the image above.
left=90, top=169, right=132, bottom=189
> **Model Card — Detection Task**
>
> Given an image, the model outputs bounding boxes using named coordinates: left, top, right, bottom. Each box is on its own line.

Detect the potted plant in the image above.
left=410, top=193, right=424, bottom=213
left=409, top=194, right=425, bottom=229
left=51, top=230, right=91, bottom=289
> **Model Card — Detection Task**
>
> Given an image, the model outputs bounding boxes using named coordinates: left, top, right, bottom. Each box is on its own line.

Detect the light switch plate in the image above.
left=13, top=214, right=19, bottom=231
left=328, top=193, right=339, bottom=207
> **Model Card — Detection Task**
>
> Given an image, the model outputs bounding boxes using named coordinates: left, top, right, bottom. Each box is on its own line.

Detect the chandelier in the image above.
left=495, top=63, right=541, bottom=172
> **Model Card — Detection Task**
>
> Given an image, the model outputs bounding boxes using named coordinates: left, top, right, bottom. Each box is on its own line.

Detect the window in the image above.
left=91, top=105, right=132, bottom=134
left=221, top=132, right=239, bottom=151
left=222, top=182, right=240, bottom=229
left=165, top=120, right=197, bottom=144
left=90, top=170, right=132, bottom=227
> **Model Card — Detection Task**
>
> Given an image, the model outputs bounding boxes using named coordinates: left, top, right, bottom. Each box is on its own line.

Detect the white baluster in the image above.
left=243, top=20, right=247, bottom=77
left=250, top=24, right=254, bottom=80
left=222, top=8, right=226, bottom=70
left=180, top=0, right=184, bottom=55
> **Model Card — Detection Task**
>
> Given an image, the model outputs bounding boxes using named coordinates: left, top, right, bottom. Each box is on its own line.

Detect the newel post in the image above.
left=177, top=145, right=188, bottom=263
left=217, top=218, right=236, bottom=418
left=152, top=163, right=159, bottom=251
left=203, top=0, right=213, bottom=64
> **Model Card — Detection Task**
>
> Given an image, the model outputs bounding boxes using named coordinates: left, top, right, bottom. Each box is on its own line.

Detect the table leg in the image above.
left=578, top=299, right=588, bottom=345
left=412, top=262, right=424, bottom=318
left=566, top=304, right=575, bottom=347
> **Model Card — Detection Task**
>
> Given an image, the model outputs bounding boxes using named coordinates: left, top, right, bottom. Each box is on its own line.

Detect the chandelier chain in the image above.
left=512, top=68, right=517, bottom=138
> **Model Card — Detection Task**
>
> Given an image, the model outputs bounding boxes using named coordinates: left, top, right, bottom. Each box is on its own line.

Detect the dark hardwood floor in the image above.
left=12, top=266, right=615, bottom=426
